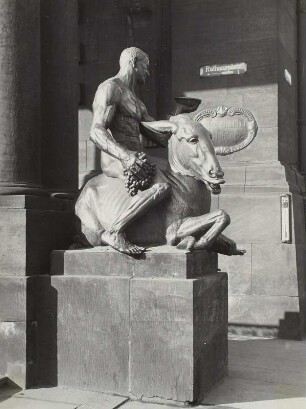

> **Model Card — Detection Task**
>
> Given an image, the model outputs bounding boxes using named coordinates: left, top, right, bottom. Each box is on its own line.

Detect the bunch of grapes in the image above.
left=123, top=152, right=156, bottom=196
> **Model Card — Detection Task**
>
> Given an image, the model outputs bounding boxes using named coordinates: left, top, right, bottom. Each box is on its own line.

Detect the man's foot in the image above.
left=101, top=230, right=145, bottom=255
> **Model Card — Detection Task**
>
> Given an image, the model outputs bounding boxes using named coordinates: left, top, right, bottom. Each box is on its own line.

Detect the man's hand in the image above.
left=121, top=152, right=156, bottom=196
left=120, top=151, right=150, bottom=180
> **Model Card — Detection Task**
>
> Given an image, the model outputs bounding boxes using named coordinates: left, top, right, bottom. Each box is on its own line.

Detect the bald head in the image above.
left=119, top=47, right=149, bottom=69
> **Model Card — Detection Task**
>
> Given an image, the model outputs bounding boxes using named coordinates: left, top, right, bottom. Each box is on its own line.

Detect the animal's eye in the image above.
left=188, top=137, right=198, bottom=144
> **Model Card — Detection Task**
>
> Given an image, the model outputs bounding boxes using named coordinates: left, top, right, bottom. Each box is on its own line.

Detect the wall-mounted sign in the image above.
left=194, top=105, right=258, bottom=156
left=200, top=62, right=247, bottom=77
left=281, top=194, right=291, bottom=243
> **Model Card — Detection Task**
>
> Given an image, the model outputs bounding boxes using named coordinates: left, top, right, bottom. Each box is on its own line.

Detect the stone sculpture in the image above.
left=75, top=47, right=245, bottom=256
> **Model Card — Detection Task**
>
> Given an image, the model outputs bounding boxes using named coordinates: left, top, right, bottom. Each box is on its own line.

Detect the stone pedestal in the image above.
left=49, top=247, right=228, bottom=405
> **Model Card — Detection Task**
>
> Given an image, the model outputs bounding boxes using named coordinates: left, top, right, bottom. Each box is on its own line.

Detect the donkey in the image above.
left=75, top=115, right=245, bottom=256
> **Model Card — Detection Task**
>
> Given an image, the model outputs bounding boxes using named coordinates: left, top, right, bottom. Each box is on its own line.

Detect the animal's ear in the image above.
left=140, top=121, right=178, bottom=147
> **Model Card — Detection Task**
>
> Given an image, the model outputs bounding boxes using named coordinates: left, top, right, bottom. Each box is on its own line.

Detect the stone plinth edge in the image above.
left=50, top=246, right=218, bottom=279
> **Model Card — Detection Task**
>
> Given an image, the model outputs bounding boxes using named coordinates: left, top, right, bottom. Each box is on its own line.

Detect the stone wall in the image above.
left=172, top=0, right=306, bottom=338
left=78, top=0, right=172, bottom=187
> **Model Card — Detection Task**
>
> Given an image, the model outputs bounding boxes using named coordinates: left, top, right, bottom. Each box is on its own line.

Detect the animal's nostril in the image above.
left=210, top=169, right=224, bottom=178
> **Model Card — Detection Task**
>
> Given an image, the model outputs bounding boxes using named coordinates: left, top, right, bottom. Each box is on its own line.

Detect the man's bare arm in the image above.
left=90, top=81, right=149, bottom=177
left=90, top=82, right=130, bottom=161
left=142, top=111, right=155, bottom=122
left=141, top=109, right=168, bottom=147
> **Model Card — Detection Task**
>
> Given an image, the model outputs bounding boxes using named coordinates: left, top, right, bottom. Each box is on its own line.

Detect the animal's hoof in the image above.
left=177, top=236, right=196, bottom=252
left=128, top=245, right=146, bottom=256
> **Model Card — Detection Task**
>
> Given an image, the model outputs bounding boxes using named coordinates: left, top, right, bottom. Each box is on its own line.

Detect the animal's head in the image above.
left=141, top=115, right=225, bottom=195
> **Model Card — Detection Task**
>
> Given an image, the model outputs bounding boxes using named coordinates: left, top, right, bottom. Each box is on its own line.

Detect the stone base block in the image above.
left=0, top=276, right=38, bottom=388
left=48, top=247, right=227, bottom=404
left=51, top=275, right=130, bottom=395
left=0, top=196, right=75, bottom=389
left=130, top=273, right=228, bottom=404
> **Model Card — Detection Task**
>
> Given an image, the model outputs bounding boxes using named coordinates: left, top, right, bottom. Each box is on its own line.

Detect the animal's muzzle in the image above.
left=208, top=181, right=222, bottom=195
left=206, top=176, right=225, bottom=195
left=209, top=169, right=224, bottom=179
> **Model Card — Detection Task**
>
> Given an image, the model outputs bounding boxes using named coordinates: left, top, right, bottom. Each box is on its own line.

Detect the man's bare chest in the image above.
left=116, top=88, right=146, bottom=120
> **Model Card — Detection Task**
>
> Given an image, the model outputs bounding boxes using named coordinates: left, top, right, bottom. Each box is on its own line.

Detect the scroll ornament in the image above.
left=194, top=105, right=258, bottom=156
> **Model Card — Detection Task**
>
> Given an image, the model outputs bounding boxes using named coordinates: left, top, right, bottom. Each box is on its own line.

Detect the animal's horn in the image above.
left=140, top=121, right=177, bottom=147
left=214, top=146, right=227, bottom=156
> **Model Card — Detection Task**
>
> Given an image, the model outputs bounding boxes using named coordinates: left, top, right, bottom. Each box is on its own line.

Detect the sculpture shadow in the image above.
left=35, top=277, right=58, bottom=387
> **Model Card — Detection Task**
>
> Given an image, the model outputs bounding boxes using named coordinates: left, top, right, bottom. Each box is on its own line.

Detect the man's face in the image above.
left=134, top=56, right=149, bottom=85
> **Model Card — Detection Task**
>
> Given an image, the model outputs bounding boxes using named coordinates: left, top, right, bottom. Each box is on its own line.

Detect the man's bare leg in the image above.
left=101, top=230, right=145, bottom=255
left=101, top=183, right=170, bottom=255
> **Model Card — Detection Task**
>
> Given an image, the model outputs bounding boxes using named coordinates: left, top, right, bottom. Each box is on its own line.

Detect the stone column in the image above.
left=0, top=0, right=77, bottom=387
left=0, top=0, right=44, bottom=195
left=41, top=0, right=79, bottom=194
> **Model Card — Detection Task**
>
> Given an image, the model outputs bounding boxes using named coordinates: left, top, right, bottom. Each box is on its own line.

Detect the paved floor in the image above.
left=0, top=336, right=305, bottom=408
left=201, top=335, right=306, bottom=408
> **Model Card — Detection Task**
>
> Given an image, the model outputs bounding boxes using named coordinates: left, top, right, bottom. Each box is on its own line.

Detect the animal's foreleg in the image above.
left=210, top=234, right=246, bottom=256
left=192, top=210, right=230, bottom=250
left=169, top=209, right=230, bottom=250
